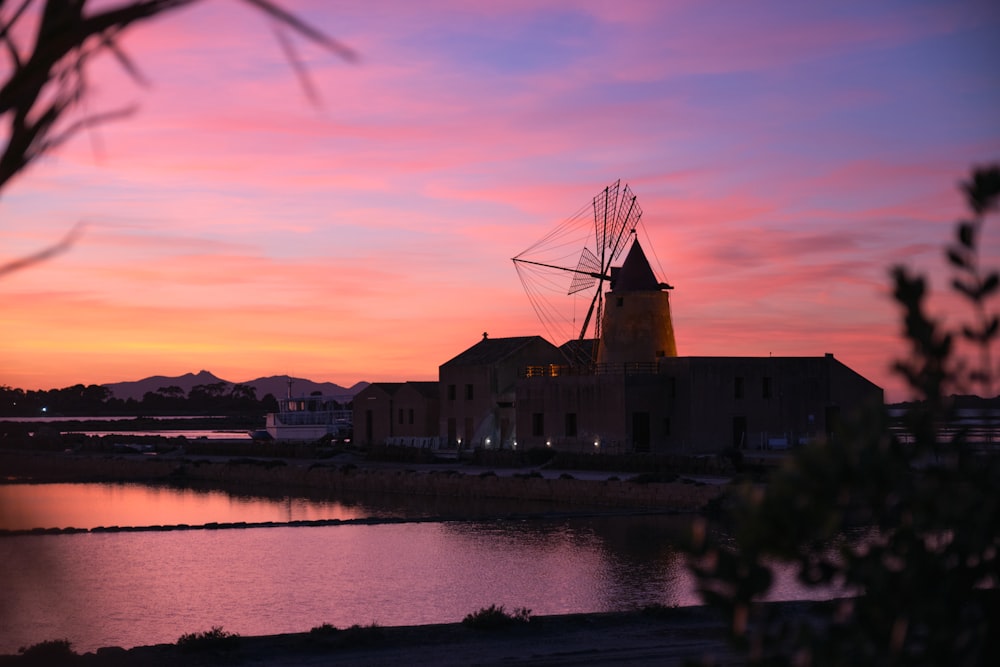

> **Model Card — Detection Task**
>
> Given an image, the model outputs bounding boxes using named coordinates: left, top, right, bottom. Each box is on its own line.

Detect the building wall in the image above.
left=352, top=384, right=398, bottom=446
left=353, top=382, right=440, bottom=446
left=393, top=384, right=440, bottom=439
left=439, top=338, right=563, bottom=448
left=666, top=355, right=883, bottom=451
left=514, top=373, right=628, bottom=453
left=515, top=355, right=884, bottom=455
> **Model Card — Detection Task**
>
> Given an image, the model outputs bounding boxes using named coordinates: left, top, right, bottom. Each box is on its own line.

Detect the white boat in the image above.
left=265, top=394, right=352, bottom=442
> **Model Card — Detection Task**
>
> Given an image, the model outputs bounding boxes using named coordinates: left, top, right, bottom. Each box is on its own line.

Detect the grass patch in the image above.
left=462, top=604, right=532, bottom=630
left=309, top=622, right=338, bottom=636
left=176, top=626, right=240, bottom=652
left=338, top=622, right=384, bottom=647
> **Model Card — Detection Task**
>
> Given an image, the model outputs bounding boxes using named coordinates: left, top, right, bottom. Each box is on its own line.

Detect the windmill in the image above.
left=512, top=180, right=646, bottom=367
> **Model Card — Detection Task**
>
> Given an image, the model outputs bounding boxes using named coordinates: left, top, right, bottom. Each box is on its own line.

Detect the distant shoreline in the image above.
left=0, top=448, right=728, bottom=512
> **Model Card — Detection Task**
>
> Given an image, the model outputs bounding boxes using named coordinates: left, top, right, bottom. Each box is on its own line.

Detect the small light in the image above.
left=594, top=440, right=600, bottom=448
left=546, top=439, right=551, bottom=448
left=485, top=438, right=491, bottom=447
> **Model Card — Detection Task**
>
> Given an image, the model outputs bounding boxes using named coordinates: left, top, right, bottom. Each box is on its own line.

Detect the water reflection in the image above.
left=0, top=483, right=840, bottom=655
left=0, top=518, right=704, bottom=654
left=0, top=481, right=576, bottom=531
left=0, top=483, right=376, bottom=530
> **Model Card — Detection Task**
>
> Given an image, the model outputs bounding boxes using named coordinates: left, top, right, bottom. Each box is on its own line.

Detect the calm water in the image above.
left=0, top=483, right=828, bottom=654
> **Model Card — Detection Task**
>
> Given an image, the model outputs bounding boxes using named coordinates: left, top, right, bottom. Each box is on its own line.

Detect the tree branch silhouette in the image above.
left=0, top=0, right=355, bottom=274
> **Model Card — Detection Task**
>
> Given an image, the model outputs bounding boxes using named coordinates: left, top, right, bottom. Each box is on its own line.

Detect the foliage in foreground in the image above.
left=176, top=626, right=240, bottom=652
left=686, top=165, right=1000, bottom=665
left=16, top=639, right=75, bottom=663
left=462, top=604, right=533, bottom=630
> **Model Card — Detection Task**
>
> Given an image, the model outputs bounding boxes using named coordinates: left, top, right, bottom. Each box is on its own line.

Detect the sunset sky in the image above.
left=1, top=0, right=998, bottom=402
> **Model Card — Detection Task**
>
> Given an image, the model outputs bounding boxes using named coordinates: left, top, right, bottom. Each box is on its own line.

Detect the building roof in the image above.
left=612, top=239, right=664, bottom=292
left=402, top=381, right=440, bottom=399
left=359, top=382, right=405, bottom=397
left=440, top=334, right=553, bottom=367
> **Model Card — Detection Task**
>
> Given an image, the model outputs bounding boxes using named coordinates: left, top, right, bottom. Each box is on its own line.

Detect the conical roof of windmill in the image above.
left=612, top=239, right=673, bottom=292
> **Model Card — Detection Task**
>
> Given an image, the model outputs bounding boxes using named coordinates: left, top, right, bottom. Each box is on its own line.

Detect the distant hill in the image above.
left=247, top=376, right=369, bottom=401
left=103, top=370, right=368, bottom=401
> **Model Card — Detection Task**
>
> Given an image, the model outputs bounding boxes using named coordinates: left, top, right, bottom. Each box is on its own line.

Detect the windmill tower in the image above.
left=513, top=180, right=677, bottom=367
left=597, top=237, right=677, bottom=365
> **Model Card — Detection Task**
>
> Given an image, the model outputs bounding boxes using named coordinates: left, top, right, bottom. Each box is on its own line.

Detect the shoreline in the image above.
left=0, top=448, right=728, bottom=512
left=1, top=607, right=754, bottom=666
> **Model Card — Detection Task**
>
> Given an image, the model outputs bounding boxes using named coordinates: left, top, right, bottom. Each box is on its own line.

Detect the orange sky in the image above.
left=1, top=1, right=998, bottom=402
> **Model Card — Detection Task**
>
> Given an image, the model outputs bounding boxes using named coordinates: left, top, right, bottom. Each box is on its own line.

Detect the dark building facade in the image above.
left=351, top=236, right=883, bottom=455
left=353, top=381, right=440, bottom=447
left=514, top=354, right=883, bottom=454
left=439, top=333, right=563, bottom=449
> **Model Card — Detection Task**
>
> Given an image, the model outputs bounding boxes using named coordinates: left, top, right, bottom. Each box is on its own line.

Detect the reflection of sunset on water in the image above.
left=0, top=483, right=371, bottom=531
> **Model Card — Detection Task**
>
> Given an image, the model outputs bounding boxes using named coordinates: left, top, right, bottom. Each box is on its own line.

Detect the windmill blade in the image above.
left=593, top=180, right=621, bottom=254
left=609, top=184, right=642, bottom=264
left=569, top=247, right=600, bottom=294
left=512, top=178, right=645, bottom=353
left=578, top=280, right=603, bottom=340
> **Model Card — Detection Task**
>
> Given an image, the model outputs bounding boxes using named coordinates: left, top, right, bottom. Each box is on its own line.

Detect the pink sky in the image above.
left=1, top=0, right=998, bottom=402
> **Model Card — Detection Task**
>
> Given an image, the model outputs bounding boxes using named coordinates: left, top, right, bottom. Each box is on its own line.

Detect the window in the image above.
left=532, top=413, right=544, bottom=437
left=408, top=408, right=414, bottom=425
left=398, top=408, right=403, bottom=424
left=447, top=384, right=456, bottom=400
left=465, top=384, right=474, bottom=400
left=762, top=376, right=772, bottom=399
left=565, top=413, right=577, bottom=437
left=734, top=376, right=744, bottom=399
left=616, top=296, right=624, bottom=307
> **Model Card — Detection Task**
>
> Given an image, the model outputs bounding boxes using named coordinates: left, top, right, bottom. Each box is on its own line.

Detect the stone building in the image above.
left=512, top=237, right=883, bottom=453
left=351, top=235, right=882, bottom=455
left=353, top=381, right=440, bottom=447
left=514, top=354, right=882, bottom=454
left=438, top=333, right=563, bottom=449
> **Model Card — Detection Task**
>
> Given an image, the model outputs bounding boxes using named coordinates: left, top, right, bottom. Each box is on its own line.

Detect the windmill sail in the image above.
left=513, top=179, right=648, bottom=366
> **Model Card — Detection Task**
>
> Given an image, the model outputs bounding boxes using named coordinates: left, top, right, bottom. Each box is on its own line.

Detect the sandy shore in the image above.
left=1, top=608, right=747, bottom=666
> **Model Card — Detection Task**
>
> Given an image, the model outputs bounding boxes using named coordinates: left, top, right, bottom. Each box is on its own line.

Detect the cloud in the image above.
left=1, top=0, right=997, bottom=403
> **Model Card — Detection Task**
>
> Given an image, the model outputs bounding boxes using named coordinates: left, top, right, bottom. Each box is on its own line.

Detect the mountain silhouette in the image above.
left=103, top=370, right=367, bottom=402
